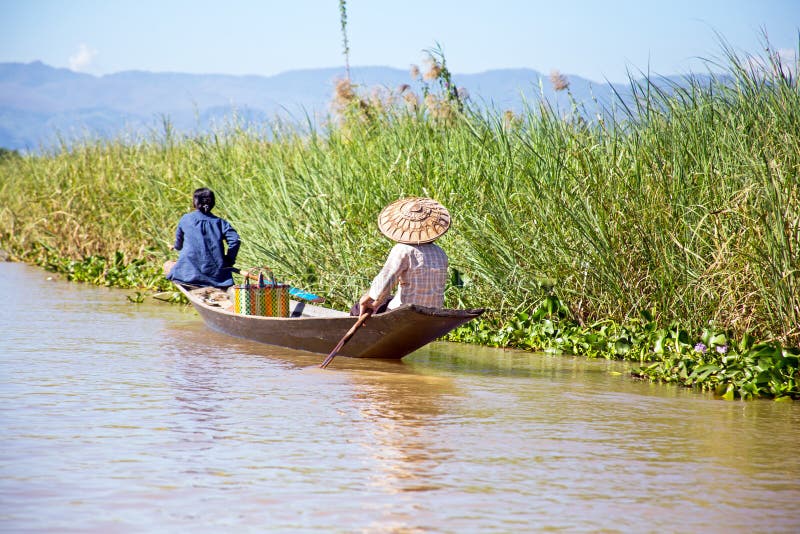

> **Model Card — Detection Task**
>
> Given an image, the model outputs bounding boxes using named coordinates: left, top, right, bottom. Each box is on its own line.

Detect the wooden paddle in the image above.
left=319, top=310, right=373, bottom=369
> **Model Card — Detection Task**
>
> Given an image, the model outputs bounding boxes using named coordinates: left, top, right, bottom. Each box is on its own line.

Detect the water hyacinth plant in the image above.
left=1, top=38, right=798, bottom=399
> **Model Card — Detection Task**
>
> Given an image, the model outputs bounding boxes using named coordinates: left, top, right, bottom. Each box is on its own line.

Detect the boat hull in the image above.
left=177, top=284, right=484, bottom=359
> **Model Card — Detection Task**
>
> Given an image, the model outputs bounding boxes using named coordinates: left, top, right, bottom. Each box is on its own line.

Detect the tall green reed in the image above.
left=1, top=41, right=797, bottom=345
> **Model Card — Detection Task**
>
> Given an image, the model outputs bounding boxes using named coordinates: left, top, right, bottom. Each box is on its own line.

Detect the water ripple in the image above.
left=1, top=263, right=799, bottom=533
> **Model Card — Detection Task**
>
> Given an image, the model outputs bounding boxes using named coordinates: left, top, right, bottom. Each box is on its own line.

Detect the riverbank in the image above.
left=1, top=46, right=797, bottom=399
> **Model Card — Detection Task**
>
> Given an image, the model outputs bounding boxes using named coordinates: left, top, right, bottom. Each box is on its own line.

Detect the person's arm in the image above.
left=173, top=224, right=184, bottom=251
left=222, top=222, right=240, bottom=267
left=361, top=245, right=407, bottom=312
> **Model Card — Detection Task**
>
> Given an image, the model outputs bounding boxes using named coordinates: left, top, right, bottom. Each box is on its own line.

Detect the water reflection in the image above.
left=346, top=369, right=457, bottom=493
left=4, top=262, right=799, bottom=533
left=165, top=351, right=231, bottom=443
left=161, top=319, right=459, bottom=495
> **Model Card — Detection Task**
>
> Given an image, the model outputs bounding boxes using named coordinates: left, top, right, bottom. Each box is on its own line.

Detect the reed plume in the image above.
left=550, top=70, right=570, bottom=92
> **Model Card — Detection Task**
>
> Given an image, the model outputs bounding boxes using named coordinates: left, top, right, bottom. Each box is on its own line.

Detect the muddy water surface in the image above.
left=1, top=262, right=799, bottom=532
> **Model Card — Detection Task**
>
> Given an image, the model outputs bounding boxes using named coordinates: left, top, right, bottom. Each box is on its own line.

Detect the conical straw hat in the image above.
left=378, top=197, right=451, bottom=244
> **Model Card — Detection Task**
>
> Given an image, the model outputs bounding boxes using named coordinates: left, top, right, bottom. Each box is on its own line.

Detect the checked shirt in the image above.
left=368, top=242, right=449, bottom=310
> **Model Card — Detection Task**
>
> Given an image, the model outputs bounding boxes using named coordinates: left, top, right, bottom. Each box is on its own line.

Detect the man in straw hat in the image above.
left=352, top=197, right=451, bottom=316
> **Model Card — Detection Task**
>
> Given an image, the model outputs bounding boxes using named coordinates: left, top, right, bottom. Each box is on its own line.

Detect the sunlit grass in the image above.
left=1, top=41, right=798, bottom=350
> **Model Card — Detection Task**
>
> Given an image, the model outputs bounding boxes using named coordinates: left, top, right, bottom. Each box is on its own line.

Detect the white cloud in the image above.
left=68, top=43, right=98, bottom=72
left=776, top=48, right=798, bottom=75
left=744, top=47, right=798, bottom=79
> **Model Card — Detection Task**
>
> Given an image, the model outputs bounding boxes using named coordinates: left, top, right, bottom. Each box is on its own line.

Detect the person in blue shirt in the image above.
left=164, top=188, right=241, bottom=288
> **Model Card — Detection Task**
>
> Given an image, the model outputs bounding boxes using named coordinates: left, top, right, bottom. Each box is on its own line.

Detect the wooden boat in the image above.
left=176, top=284, right=485, bottom=359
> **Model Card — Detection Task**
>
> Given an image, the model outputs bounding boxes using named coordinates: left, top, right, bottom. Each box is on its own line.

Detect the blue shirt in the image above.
left=166, top=210, right=241, bottom=288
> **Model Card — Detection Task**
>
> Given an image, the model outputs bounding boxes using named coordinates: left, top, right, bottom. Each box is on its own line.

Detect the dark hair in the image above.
left=193, top=188, right=215, bottom=214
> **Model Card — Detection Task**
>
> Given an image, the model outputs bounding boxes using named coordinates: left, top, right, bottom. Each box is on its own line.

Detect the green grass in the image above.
left=1, top=42, right=798, bottom=398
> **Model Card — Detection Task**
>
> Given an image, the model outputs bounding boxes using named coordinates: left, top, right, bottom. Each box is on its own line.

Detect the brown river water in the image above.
left=1, top=261, right=799, bottom=533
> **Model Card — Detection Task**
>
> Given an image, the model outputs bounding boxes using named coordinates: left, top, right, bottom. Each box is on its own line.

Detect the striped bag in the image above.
left=232, top=268, right=290, bottom=317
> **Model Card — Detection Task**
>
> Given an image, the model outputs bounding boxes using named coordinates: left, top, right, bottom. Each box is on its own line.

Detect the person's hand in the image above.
left=162, top=260, right=176, bottom=276
left=359, top=294, right=376, bottom=315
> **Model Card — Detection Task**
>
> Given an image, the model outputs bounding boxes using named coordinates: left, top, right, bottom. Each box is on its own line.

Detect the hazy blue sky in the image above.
left=1, top=0, right=797, bottom=82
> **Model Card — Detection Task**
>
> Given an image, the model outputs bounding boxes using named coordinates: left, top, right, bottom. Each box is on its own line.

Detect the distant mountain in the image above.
left=0, top=61, right=688, bottom=151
